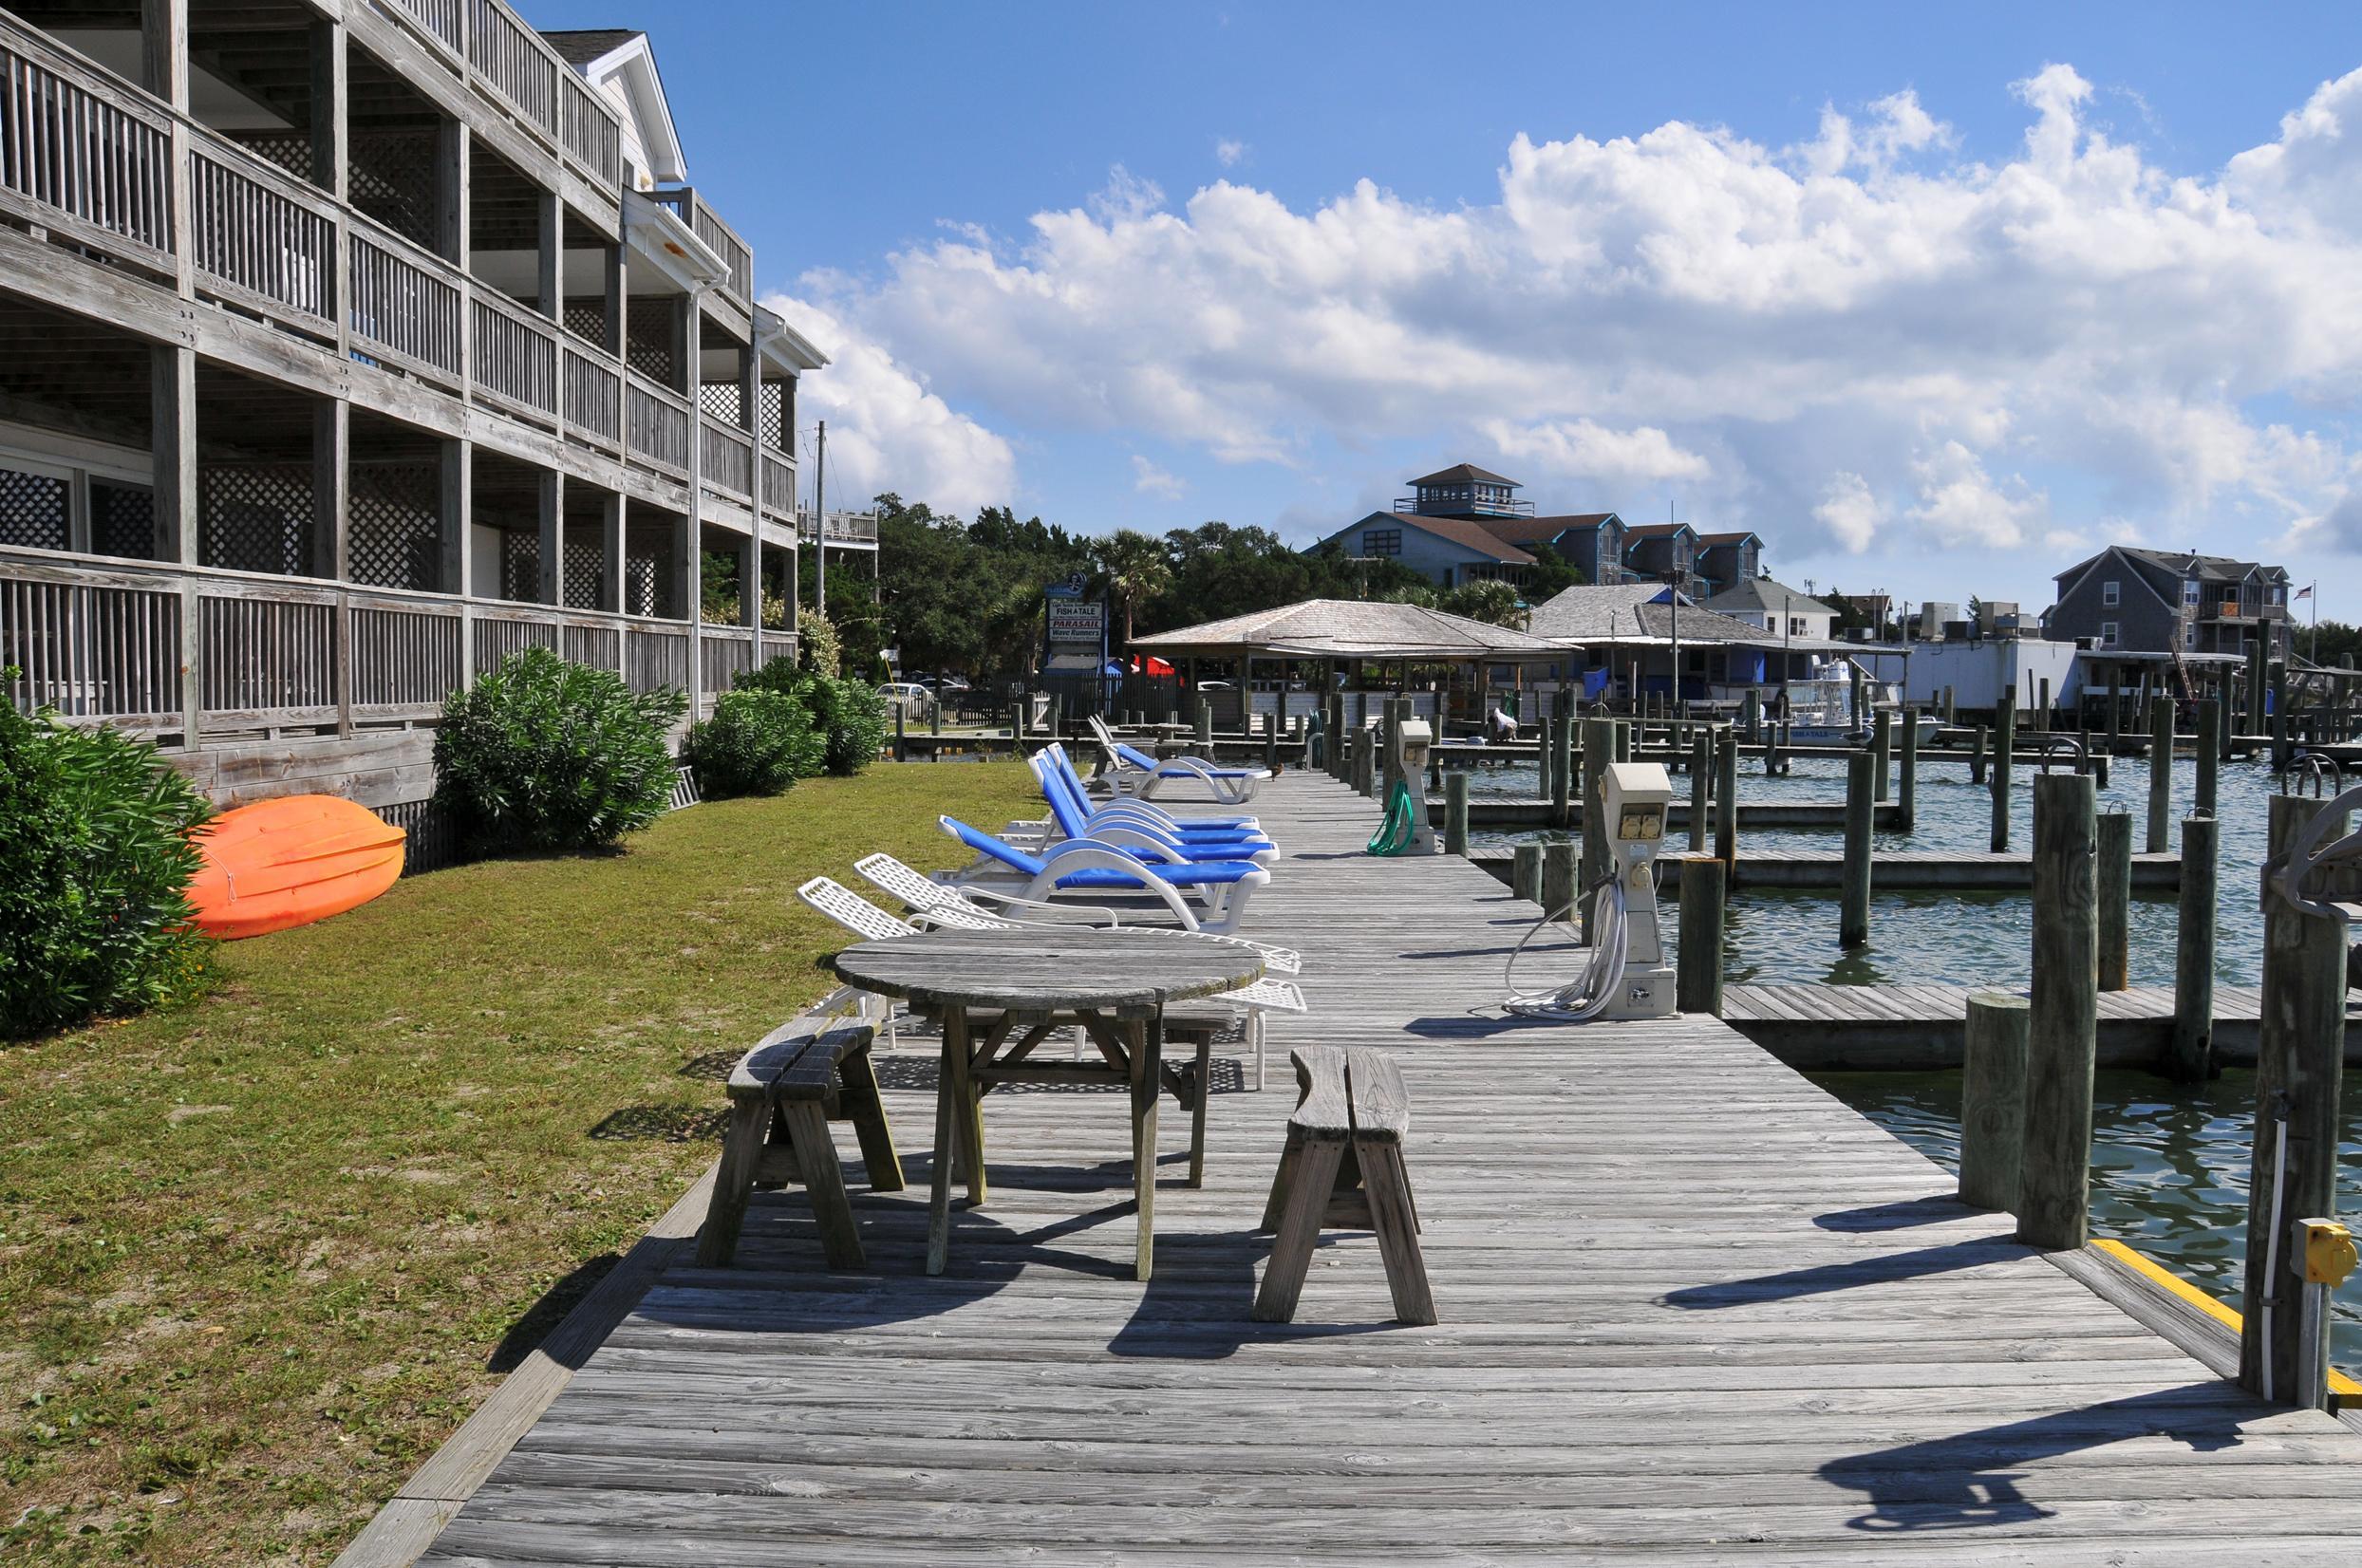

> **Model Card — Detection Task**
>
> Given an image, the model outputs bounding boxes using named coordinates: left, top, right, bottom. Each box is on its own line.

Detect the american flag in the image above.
left=2297, top=584, right=2314, bottom=600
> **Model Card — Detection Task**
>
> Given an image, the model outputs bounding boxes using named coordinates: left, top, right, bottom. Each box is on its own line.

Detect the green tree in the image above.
left=1092, top=528, right=1174, bottom=644
left=1523, top=544, right=1585, bottom=600
left=1437, top=579, right=1530, bottom=628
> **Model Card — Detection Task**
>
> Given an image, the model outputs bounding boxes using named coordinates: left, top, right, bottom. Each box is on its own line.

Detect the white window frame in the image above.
left=2099, top=621, right=2120, bottom=648
left=2102, top=580, right=2120, bottom=607
left=2184, top=578, right=2201, bottom=606
left=2184, top=623, right=2197, bottom=650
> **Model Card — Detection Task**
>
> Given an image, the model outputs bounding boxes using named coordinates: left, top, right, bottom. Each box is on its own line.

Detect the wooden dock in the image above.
left=1444, top=797, right=1902, bottom=831
left=1716, top=982, right=2344, bottom=1070
left=1470, top=847, right=2182, bottom=892
left=368, top=771, right=2362, bottom=1566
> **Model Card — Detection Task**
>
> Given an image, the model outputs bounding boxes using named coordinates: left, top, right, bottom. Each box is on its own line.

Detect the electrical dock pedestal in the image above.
left=1599, top=760, right=1679, bottom=1020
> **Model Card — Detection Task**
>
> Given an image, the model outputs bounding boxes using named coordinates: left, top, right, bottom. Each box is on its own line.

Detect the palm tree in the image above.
left=1438, top=579, right=1530, bottom=630
left=1093, top=529, right=1174, bottom=643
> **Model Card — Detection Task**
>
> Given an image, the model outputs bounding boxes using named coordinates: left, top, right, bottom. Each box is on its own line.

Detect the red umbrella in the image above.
left=1132, top=655, right=1175, bottom=677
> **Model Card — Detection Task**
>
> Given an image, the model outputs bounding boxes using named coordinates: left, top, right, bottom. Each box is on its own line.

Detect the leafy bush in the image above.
left=738, top=657, right=888, bottom=776
left=683, top=688, right=824, bottom=797
left=797, top=613, right=843, bottom=678
left=434, top=648, right=686, bottom=854
left=0, top=693, right=212, bottom=1037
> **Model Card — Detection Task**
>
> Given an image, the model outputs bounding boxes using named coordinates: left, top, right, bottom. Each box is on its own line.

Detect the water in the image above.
left=1818, top=1067, right=2362, bottom=1377
left=1464, top=746, right=2281, bottom=987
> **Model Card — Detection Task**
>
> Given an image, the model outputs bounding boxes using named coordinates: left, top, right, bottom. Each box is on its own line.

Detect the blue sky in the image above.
left=534, top=2, right=2362, bottom=618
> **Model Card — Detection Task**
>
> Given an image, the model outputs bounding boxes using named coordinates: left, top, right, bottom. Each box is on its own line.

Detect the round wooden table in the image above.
left=830, top=927, right=1263, bottom=1279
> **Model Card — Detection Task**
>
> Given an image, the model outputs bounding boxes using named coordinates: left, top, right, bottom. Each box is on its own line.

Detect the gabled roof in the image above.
left=542, top=28, right=685, bottom=185
left=1703, top=576, right=1835, bottom=617
left=540, top=28, right=640, bottom=65
left=2054, top=544, right=2284, bottom=588
left=1131, top=599, right=1564, bottom=660
left=1622, top=522, right=1699, bottom=543
left=1467, top=511, right=1619, bottom=547
left=1530, top=584, right=1846, bottom=649
left=1348, top=512, right=1534, bottom=565
left=1696, top=530, right=1760, bottom=547
left=1410, top=462, right=1518, bottom=488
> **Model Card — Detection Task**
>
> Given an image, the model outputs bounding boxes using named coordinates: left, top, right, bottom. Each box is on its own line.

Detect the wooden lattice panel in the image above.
left=348, top=461, right=441, bottom=591
left=199, top=463, right=314, bottom=576
left=0, top=467, right=70, bottom=551
left=497, top=529, right=538, bottom=602
left=699, top=382, right=742, bottom=423
left=88, top=479, right=156, bottom=560
left=562, top=522, right=605, bottom=609
left=224, top=129, right=312, bottom=184
left=760, top=381, right=792, bottom=449
left=348, top=128, right=440, bottom=251
left=563, top=301, right=608, bottom=348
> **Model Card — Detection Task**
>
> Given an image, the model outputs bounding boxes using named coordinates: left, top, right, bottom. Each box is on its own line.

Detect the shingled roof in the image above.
left=539, top=28, right=642, bottom=65
left=1360, top=513, right=1534, bottom=565
left=1409, top=462, right=1518, bottom=488
left=1130, top=599, right=1565, bottom=660
left=1528, top=585, right=1821, bottom=647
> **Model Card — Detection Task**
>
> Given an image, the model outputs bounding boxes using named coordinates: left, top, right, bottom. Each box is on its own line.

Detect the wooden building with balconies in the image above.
left=0, top=0, right=852, bottom=826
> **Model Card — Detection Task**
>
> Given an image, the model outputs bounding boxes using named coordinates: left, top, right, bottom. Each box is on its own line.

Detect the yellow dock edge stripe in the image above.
left=2091, top=1238, right=2362, bottom=1401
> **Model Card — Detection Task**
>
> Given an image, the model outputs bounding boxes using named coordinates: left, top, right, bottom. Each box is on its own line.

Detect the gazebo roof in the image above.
left=1129, top=599, right=1566, bottom=662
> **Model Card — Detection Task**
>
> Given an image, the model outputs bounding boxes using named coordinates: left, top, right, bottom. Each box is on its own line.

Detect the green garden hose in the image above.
left=1367, top=777, right=1417, bottom=856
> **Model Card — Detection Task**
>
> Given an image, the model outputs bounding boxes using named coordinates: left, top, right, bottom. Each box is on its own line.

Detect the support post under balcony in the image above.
left=536, top=468, right=564, bottom=607
left=155, top=341, right=198, bottom=741
left=441, top=439, right=473, bottom=683
left=602, top=492, right=626, bottom=618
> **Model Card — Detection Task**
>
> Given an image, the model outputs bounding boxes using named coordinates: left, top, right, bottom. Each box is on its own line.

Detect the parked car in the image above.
left=880, top=681, right=933, bottom=711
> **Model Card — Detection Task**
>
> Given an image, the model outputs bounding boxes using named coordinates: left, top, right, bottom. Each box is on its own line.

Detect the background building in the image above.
left=2048, top=546, right=2293, bottom=662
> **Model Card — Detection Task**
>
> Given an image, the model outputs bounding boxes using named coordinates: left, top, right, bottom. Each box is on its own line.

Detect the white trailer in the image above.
left=1902, top=638, right=2082, bottom=715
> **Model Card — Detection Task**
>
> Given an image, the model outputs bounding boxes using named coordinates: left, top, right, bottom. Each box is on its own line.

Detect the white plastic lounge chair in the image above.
left=1030, top=753, right=1278, bottom=866
left=853, top=853, right=1302, bottom=974
left=1087, top=716, right=1269, bottom=804
left=1040, top=743, right=1263, bottom=834
left=935, top=816, right=1266, bottom=937
left=801, top=874, right=1303, bottom=1086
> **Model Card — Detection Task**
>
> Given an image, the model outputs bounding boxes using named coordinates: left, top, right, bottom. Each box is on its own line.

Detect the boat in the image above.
left=1778, top=677, right=1939, bottom=747
left=187, top=794, right=406, bottom=940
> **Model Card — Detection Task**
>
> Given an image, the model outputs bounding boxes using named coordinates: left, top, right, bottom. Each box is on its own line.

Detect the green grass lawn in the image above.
left=0, top=762, right=1034, bottom=1566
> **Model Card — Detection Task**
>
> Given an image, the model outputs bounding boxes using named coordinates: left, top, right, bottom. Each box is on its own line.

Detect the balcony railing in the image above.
left=0, top=26, right=175, bottom=271
left=648, top=187, right=753, bottom=303
left=382, top=0, right=625, bottom=193
left=0, top=14, right=761, bottom=508
left=797, top=508, right=880, bottom=547
left=626, top=373, right=691, bottom=476
left=701, top=417, right=753, bottom=502
left=471, top=290, right=560, bottom=423
left=2, top=551, right=750, bottom=736
left=760, top=451, right=796, bottom=519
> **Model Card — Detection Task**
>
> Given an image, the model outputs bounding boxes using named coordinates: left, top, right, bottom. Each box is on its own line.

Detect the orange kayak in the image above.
left=188, top=795, right=406, bottom=940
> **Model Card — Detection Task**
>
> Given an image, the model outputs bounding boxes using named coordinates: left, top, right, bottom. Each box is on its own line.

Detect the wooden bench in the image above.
left=695, top=989, right=904, bottom=1272
left=1252, top=1045, right=1435, bottom=1326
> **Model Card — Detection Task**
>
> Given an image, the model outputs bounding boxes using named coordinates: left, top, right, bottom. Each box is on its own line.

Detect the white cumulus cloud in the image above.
left=759, top=294, right=1016, bottom=516
left=798, top=64, right=2362, bottom=579
left=1132, top=455, right=1187, bottom=497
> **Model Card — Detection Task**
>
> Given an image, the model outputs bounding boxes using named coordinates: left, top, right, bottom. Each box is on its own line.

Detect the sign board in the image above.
left=1047, top=598, right=1105, bottom=646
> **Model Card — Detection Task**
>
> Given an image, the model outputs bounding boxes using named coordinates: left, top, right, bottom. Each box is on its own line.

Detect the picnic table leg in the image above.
left=948, top=1008, right=987, bottom=1209
left=1130, top=1014, right=1163, bottom=1280
left=927, top=1007, right=970, bottom=1276
left=1187, top=1033, right=1211, bottom=1188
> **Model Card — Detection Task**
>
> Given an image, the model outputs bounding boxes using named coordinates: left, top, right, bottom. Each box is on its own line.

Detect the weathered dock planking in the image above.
left=1719, top=982, right=2357, bottom=1070
left=385, top=770, right=2362, bottom=1567
left=1471, top=846, right=2182, bottom=892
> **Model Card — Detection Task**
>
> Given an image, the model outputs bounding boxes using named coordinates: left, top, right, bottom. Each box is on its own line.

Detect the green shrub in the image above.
left=684, top=688, right=823, bottom=797
left=434, top=648, right=686, bottom=854
left=737, top=657, right=887, bottom=776
left=0, top=694, right=212, bottom=1037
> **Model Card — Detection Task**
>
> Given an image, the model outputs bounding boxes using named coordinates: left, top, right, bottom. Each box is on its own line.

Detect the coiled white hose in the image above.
left=1503, top=875, right=1629, bottom=1022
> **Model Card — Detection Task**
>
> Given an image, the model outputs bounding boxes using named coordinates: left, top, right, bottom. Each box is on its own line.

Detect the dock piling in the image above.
left=1195, top=696, right=1212, bottom=753
left=1841, top=751, right=1873, bottom=948
left=1677, top=858, right=1726, bottom=1017
left=1443, top=771, right=1470, bottom=857
left=1688, top=731, right=1710, bottom=853
left=1871, top=709, right=1892, bottom=805
left=2240, top=793, right=2350, bottom=1407
left=1897, top=707, right=1919, bottom=832
left=1580, top=718, right=1614, bottom=942
left=1959, top=992, right=2031, bottom=1212
left=2017, top=773, right=2098, bottom=1253
left=2168, top=812, right=2219, bottom=1083
left=1551, top=713, right=1574, bottom=831
left=2196, top=698, right=2220, bottom=816
left=1991, top=694, right=2016, bottom=852
left=1541, top=840, right=1578, bottom=926
left=1511, top=842, right=1543, bottom=904
left=2146, top=697, right=2174, bottom=853
left=1536, top=715, right=1555, bottom=806
left=1714, top=729, right=1738, bottom=882
left=1971, top=724, right=1987, bottom=787
left=2095, top=811, right=2131, bottom=992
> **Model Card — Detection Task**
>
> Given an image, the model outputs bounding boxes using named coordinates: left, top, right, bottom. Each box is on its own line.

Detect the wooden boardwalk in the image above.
left=398, top=771, right=2362, bottom=1565
left=1471, top=847, right=2180, bottom=892
left=1723, top=983, right=2362, bottom=1071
